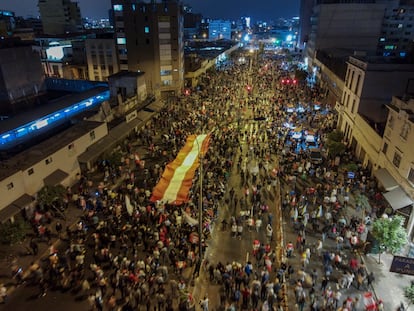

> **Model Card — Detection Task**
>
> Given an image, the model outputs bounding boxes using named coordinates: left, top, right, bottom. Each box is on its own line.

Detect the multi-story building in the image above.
left=0, top=10, right=16, bottom=37
left=375, top=95, right=414, bottom=235
left=377, top=0, right=414, bottom=58
left=208, top=20, right=231, bottom=40
left=38, top=0, right=83, bottom=35
left=337, top=55, right=414, bottom=172
left=298, top=0, right=316, bottom=49
left=305, top=0, right=386, bottom=69
left=333, top=55, right=414, bottom=236
left=111, top=0, right=184, bottom=99
left=0, top=38, right=45, bottom=115
left=85, top=34, right=120, bottom=81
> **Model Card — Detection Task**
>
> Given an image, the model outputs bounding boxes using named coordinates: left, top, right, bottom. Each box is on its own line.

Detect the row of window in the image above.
left=5, top=131, right=96, bottom=191
left=387, top=115, right=411, bottom=140
left=113, top=3, right=170, bottom=13
left=383, top=141, right=413, bottom=185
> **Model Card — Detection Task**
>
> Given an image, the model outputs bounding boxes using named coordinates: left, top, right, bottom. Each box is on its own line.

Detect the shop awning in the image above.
left=146, top=101, right=165, bottom=112
left=43, top=169, right=69, bottom=186
left=374, top=168, right=399, bottom=191
left=136, top=110, right=153, bottom=123
left=383, top=187, right=414, bottom=211
left=78, top=117, right=145, bottom=166
left=0, top=194, right=34, bottom=223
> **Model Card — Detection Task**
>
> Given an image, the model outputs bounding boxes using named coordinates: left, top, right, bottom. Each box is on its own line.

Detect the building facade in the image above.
left=38, top=0, right=82, bottom=35
left=111, top=0, right=184, bottom=98
left=306, top=1, right=386, bottom=69
left=0, top=39, right=45, bottom=115
left=85, top=35, right=120, bottom=81
left=377, top=0, right=414, bottom=58
left=208, top=20, right=231, bottom=40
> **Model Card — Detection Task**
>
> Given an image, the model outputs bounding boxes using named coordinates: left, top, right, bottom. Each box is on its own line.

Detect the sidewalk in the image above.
left=282, top=177, right=412, bottom=311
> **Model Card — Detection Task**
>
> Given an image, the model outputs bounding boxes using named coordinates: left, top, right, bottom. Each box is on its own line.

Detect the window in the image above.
left=90, top=130, right=96, bottom=140
left=113, top=4, right=123, bottom=11
left=393, top=152, right=402, bottom=168
left=400, top=122, right=411, bottom=140
left=408, top=167, right=414, bottom=184
left=7, top=182, right=13, bottom=190
left=45, top=157, right=53, bottom=165
left=388, top=115, right=394, bottom=129
left=351, top=99, right=356, bottom=114
left=28, top=168, right=34, bottom=175
left=117, top=38, right=126, bottom=45
left=144, top=26, right=150, bottom=33
left=382, top=142, right=388, bottom=154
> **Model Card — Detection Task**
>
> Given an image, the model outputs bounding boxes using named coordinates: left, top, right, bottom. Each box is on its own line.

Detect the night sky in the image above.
left=1, top=0, right=299, bottom=21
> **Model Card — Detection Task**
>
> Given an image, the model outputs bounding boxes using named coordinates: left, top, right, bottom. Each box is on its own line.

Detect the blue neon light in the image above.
left=0, top=90, right=110, bottom=146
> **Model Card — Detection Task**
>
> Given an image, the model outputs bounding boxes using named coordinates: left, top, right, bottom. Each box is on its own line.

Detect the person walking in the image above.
left=200, top=295, right=209, bottom=311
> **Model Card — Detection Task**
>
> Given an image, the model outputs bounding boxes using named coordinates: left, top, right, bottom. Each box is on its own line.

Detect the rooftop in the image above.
left=0, top=120, right=104, bottom=180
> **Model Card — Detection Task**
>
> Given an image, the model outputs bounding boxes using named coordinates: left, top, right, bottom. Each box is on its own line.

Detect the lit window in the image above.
left=145, top=26, right=150, bottom=33
left=113, top=4, right=123, bottom=11
left=393, top=152, right=402, bottom=168
left=379, top=37, right=386, bottom=42
left=7, top=182, right=14, bottom=190
left=117, top=38, right=126, bottom=45
left=132, top=4, right=136, bottom=11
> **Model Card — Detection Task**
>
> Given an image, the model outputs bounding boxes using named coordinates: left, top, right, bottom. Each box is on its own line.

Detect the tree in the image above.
left=37, top=185, right=67, bottom=219
left=371, top=215, right=407, bottom=263
left=294, top=68, right=308, bottom=82
left=326, top=130, right=346, bottom=158
left=404, top=284, right=414, bottom=307
left=0, top=220, right=29, bottom=245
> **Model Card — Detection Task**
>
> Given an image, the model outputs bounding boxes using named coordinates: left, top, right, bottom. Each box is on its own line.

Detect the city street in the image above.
left=0, top=50, right=410, bottom=311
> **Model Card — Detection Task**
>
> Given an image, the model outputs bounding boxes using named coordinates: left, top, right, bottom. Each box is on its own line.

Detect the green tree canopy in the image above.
left=405, top=284, right=414, bottom=306
left=326, top=130, right=346, bottom=158
left=294, top=68, right=308, bottom=82
left=37, top=184, right=66, bottom=209
left=327, top=130, right=344, bottom=143
left=404, top=285, right=414, bottom=305
left=372, top=215, right=407, bottom=262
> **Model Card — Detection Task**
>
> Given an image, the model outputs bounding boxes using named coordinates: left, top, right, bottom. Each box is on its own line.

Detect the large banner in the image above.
left=150, top=134, right=210, bottom=205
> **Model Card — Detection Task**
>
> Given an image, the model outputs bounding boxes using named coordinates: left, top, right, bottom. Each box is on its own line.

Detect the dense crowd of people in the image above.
left=5, top=50, right=391, bottom=311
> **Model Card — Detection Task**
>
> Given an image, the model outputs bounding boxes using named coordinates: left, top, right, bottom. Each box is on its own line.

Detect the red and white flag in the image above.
left=150, top=134, right=210, bottom=205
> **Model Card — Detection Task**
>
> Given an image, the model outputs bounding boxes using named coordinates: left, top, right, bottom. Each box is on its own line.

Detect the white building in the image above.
left=85, top=36, right=120, bottom=81
left=337, top=56, right=414, bottom=170
left=336, top=55, right=414, bottom=236
left=0, top=120, right=107, bottom=222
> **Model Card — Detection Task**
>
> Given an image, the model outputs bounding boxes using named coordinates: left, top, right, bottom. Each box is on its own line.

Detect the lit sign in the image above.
left=46, top=45, right=71, bottom=61
left=35, top=120, right=48, bottom=129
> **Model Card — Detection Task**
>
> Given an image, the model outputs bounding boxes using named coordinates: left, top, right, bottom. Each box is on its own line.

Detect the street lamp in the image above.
left=193, top=136, right=204, bottom=263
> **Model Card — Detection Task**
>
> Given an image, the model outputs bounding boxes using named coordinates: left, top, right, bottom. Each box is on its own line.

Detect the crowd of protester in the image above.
left=5, top=51, right=389, bottom=311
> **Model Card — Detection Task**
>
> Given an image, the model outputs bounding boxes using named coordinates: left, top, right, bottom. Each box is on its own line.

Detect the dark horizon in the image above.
left=1, top=0, right=300, bottom=21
